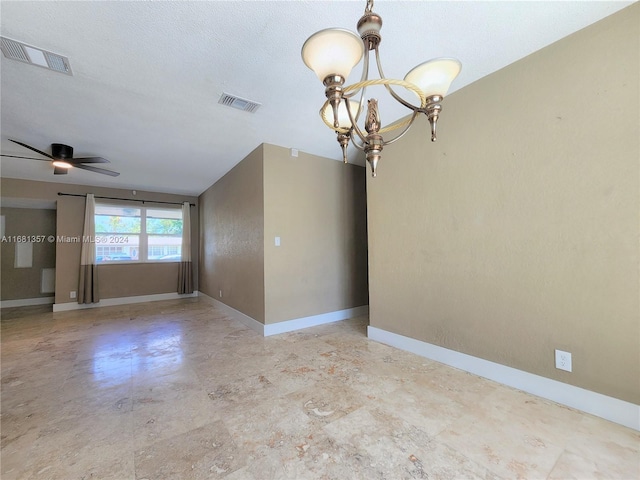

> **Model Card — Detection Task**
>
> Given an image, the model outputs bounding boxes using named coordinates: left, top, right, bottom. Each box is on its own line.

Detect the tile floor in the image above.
left=1, top=298, right=638, bottom=479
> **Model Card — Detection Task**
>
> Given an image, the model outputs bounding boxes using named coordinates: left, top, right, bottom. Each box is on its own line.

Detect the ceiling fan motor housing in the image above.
left=52, top=143, right=73, bottom=159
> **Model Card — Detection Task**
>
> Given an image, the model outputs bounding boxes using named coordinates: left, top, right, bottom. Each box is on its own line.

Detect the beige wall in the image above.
left=0, top=207, right=56, bottom=300
left=198, top=143, right=369, bottom=325
left=367, top=4, right=639, bottom=404
left=98, top=263, right=183, bottom=298
left=1, top=178, right=199, bottom=305
left=55, top=195, right=84, bottom=304
left=263, top=144, right=368, bottom=324
left=198, top=145, right=266, bottom=322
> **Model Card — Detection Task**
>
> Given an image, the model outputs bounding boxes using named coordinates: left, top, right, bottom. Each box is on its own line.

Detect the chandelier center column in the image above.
left=364, top=99, right=383, bottom=177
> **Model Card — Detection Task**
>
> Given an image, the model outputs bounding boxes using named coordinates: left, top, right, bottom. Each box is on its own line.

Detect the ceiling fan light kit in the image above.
left=51, top=160, right=73, bottom=169
left=4, top=139, right=120, bottom=177
left=50, top=144, right=73, bottom=169
left=301, top=0, right=462, bottom=177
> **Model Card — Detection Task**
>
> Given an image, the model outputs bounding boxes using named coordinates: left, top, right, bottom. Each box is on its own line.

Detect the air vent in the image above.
left=1, top=37, right=72, bottom=75
left=218, top=92, right=261, bottom=113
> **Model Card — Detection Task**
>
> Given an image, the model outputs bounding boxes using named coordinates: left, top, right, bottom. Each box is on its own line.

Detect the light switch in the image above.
left=275, top=236, right=281, bottom=247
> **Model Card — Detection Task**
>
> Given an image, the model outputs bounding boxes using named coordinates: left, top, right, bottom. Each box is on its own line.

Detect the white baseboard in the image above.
left=199, top=292, right=368, bottom=337
left=0, top=296, right=54, bottom=309
left=264, top=305, right=369, bottom=336
left=52, top=291, right=198, bottom=312
left=368, top=326, right=640, bottom=431
left=199, top=293, right=265, bottom=335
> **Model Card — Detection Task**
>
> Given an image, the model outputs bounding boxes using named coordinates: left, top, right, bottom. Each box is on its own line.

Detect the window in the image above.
left=146, top=208, right=183, bottom=260
left=95, top=204, right=183, bottom=263
left=96, top=246, right=125, bottom=257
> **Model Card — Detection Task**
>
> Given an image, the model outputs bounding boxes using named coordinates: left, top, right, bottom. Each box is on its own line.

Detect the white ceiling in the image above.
left=0, top=1, right=632, bottom=197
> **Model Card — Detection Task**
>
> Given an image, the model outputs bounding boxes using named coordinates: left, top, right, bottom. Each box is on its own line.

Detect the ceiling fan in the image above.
left=2, top=139, right=120, bottom=177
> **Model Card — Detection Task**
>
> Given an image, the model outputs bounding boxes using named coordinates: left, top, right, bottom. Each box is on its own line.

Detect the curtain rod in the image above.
left=57, top=192, right=195, bottom=207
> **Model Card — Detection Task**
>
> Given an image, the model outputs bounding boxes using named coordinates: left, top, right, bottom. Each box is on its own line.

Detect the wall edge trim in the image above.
left=264, top=305, right=370, bottom=336
left=198, top=292, right=265, bottom=335
left=198, top=294, right=369, bottom=337
left=52, top=291, right=198, bottom=312
left=367, top=326, right=640, bottom=431
left=0, top=296, right=55, bottom=309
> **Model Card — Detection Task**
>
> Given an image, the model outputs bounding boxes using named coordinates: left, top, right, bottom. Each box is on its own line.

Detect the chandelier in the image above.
left=301, top=0, right=462, bottom=177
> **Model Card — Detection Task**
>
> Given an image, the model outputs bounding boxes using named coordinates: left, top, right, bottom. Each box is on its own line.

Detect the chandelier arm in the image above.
left=380, top=110, right=420, bottom=146
left=374, top=47, right=424, bottom=110
left=320, top=99, right=350, bottom=134
left=343, top=46, right=370, bottom=123
left=321, top=79, right=423, bottom=134
left=349, top=133, right=366, bottom=151
left=343, top=79, right=426, bottom=133
left=378, top=116, right=413, bottom=134
left=355, top=84, right=368, bottom=126
left=343, top=50, right=369, bottom=100
left=348, top=81, right=368, bottom=130
left=343, top=79, right=426, bottom=107
left=320, top=96, right=416, bottom=135
left=345, top=97, right=370, bottom=144
left=355, top=48, right=371, bottom=122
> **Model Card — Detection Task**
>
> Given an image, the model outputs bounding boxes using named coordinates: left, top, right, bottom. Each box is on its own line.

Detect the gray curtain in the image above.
left=178, top=201, right=193, bottom=294
left=78, top=193, right=99, bottom=303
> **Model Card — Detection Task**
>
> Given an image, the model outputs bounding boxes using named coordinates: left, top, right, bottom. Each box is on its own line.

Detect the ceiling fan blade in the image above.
left=71, top=156, right=110, bottom=164
left=54, top=167, right=68, bottom=175
left=9, top=139, right=54, bottom=159
left=74, top=164, right=120, bottom=177
left=1, top=154, right=51, bottom=161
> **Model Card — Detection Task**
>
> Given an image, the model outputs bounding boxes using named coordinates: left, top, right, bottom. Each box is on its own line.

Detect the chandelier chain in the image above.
left=365, top=0, right=374, bottom=13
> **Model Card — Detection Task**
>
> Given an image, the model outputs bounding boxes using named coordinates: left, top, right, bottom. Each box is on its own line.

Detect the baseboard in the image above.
left=367, top=326, right=640, bottom=431
left=198, top=292, right=265, bottom=335
left=52, top=291, right=198, bottom=312
left=198, top=293, right=369, bottom=337
left=263, top=305, right=369, bottom=336
left=0, top=296, right=54, bottom=309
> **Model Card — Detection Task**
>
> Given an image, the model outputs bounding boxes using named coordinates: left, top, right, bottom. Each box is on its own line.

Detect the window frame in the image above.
left=94, top=203, right=183, bottom=264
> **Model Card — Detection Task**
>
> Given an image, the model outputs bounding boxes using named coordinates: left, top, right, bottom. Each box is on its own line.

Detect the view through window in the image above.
left=94, top=204, right=183, bottom=263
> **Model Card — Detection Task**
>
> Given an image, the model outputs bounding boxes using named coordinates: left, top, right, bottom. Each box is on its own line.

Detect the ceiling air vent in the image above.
left=218, top=92, right=261, bottom=113
left=1, top=37, right=72, bottom=75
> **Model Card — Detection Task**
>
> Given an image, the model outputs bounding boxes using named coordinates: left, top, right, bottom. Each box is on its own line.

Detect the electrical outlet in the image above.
left=70, top=291, right=76, bottom=299
left=555, top=349, right=572, bottom=372
left=219, top=290, right=223, bottom=298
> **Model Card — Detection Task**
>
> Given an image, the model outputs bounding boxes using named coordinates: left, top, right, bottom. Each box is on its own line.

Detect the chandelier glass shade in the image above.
left=321, top=99, right=360, bottom=130
left=404, top=58, right=463, bottom=98
left=301, top=0, right=462, bottom=177
left=301, top=29, right=364, bottom=81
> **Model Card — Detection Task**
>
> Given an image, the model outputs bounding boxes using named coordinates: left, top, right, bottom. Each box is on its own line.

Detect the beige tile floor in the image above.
left=1, top=298, right=638, bottom=479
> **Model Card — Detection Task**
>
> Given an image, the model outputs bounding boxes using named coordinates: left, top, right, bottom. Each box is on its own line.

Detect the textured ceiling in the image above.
left=0, top=1, right=632, bottom=196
